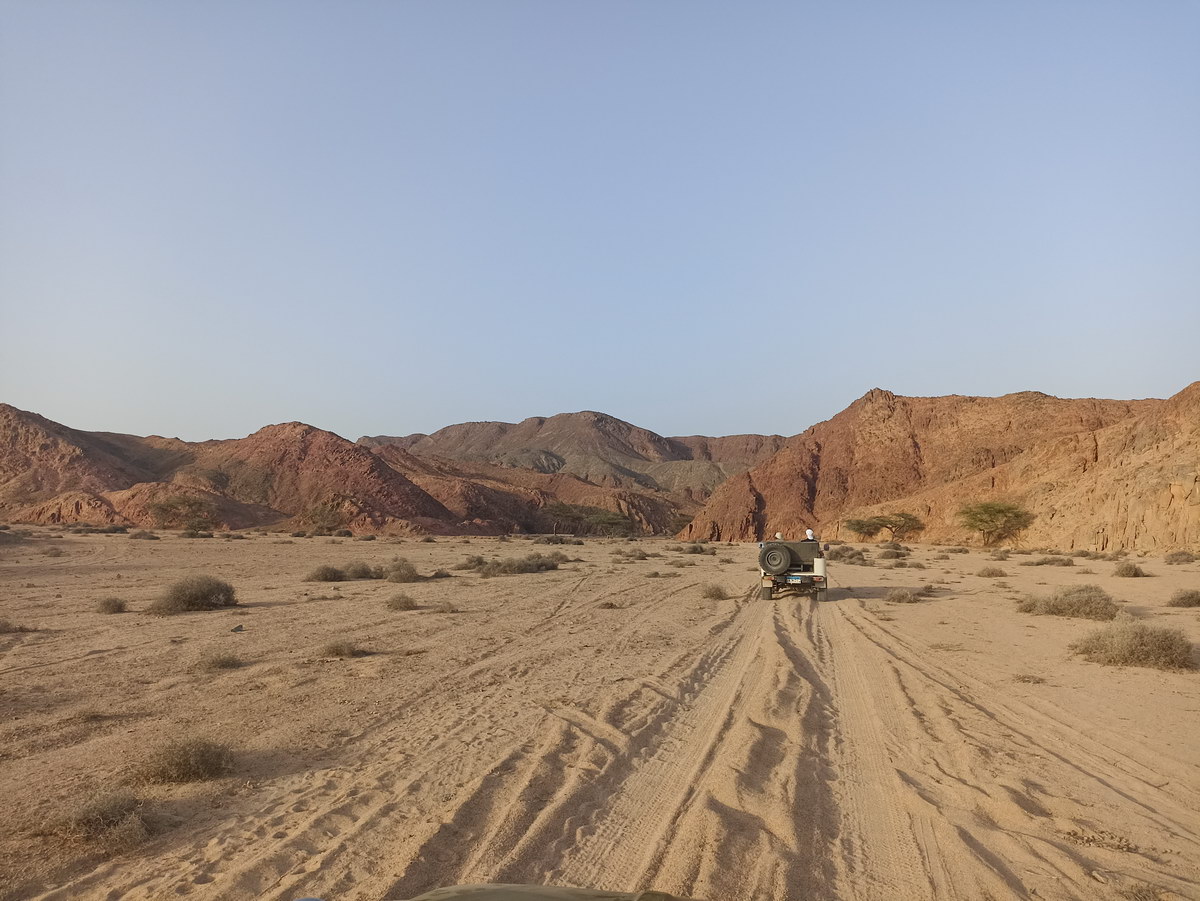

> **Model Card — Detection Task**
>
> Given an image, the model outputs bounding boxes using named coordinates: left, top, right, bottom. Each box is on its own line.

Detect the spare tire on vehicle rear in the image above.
left=758, top=544, right=792, bottom=575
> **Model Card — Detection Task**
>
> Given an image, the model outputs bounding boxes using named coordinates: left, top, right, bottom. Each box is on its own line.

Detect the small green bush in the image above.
left=1071, top=623, right=1194, bottom=670
left=1164, top=550, right=1196, bottom=565
left=1166, top=590, right=1200, bottom=608
left=1114, top=562, right=1148, bottom=578
left=148, top=576, right=237, bottom=615
left=1017, top=584, right=1118, bottom=620
left=137, top=739, right=233, bottom=783
left=96, top=598, right=127, bottom=614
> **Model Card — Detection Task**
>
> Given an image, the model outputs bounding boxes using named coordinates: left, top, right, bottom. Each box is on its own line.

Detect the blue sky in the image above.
left=2, top=1, right=1197, bottom=441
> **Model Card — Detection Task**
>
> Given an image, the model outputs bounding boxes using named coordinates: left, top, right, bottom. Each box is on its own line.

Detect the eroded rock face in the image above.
left=680, top=387, right=1195, bottom=551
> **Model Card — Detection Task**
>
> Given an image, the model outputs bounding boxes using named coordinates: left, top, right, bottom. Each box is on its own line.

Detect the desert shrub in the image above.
left=613, top=547, right=651, bottom=561
left=322, top=641, right=366, bottom=658
left=50, top=791, right=149, bottom=848
left=333, top=528, right=353, bottom=537
left=701, top=584, right=729, bottom=600
left=1167, top=590, right=1200, bottom=608
left=884, top=588, right=922, bottom=604
left=1114, top=562, right=1148, bottom=578
left=1013, top=674, right=1046, bottom=684
left=129, top=530, right=159, bottom=541
left=681, top=543, right=716, bottom=555
left=0, top=619, right=33, bottom=633
left=1071, top=623, right=1194, bottom=670
left=947, top=547, right=970, bottom=554
left=341, top=561, right=380, bottom=580
left=429, top=568, right=451, bottom=579
left=137, top=739, right=233, bottom=783
left=433, top=601, right=459, bottom=613
left=827, top=546, right=869, bottom=565
left=879, top=541, right=902, bottom=550
left=386, top=559, right=423, bottom=583
left=1164, top=550, right=1196, bottom=565
left=878, top=549, right=908, bottom=560
left=475, top=552, right=568, bottom=577
left=148, top=576, right=237, bottom=615
left=907, top=561, right=926, bottom=569
left=534, top=535, right=584, bottom=545
left=290, top=530, right=307, bottom=538
left=1022, top=555, right=1074, bottom=567
left=420, top=536, right=437, bottom=543
left=1017, top=584, right=1119, bottom=620
left=976, top=566, right=1007, bottom=578
left=990, top=550, right=1011, bottom=561
left=42, top=546, right=66, bottom=558
left=198, top=651, right=243, bottom=670
left=357, top=534, right=377, bottom=541
left=386, top=593, right=418, bottom=611
left=180, top=530, right=214, bottom=539
left=96, top=598, right=127, bottom=614
left=304, top=565, right=345, bottom=583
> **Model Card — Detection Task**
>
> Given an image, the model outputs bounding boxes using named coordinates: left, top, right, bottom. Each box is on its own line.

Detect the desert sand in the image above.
left=2, top=532, right=1199, bottom=900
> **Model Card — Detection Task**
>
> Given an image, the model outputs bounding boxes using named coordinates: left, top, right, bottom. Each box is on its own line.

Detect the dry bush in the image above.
left=128, top=530, right=159, bottom=541
left=1022, top=555, right=1074, bottom=567
left=96, top=598, right=127, bottom=614
left=976, top=566, right=1007, bottom=578
left=198, top=651, right=243, bottom=670
left=681, top=543, right=716, bottom=555
left=137, top=739, right=233, bottom=783
left=304, top=565, right=345, bottom=582
left=290, top=530, right=307, bottom=537
left=1017, top=584, right=1119, bottom=620
left=42, top=546, right=66, bottom=558
left=878, top=541, right=902, bottom=550
left=341, top=561, right=380, bottom=580
left=1013, top=674, right=1046, bottom=684
left=907, top=561, right=926, bottom=569
left=990, top=550, right=1011, bottom=561
left=49, top=791, right=150, bottom=849
left=458, top=552, right=568, bottom=578
left=932, top=553, right=950, bottom=561
left=947, top=547, right=970, bottom=554
left=432, top=601, right=459, bottom=613
left=1167, top=590, right=1200, bottom=608
left=322, top=640, right=366, bottom=658
left=386, top=560, right=423, bottom=583
left=884, top=588, right=922, bottom=604
left=420, top=535, right=437, bottom=543
left=827, top=546, right=869, bottom=565
left=386, top=593, right=418, bottom=611
left=878, top=549, right=908, bottom=560
left=357, top=534, right=377, bottom=541
left=333, top=528, right=353, bottom=537
left=534, top=536, right=584, bottom=545
left=1113, top=562, right=1148, bottom=578
left=147, top=576, right=237, bottom=615
left=1164, top=550, right=1196, bottom=565
left=701, top=584, right=729, bottom=600
left=0, top=619, right=33, bottom=633
left=1071, top=623, right=1194, bottom=670
left=644, top=571, right=680, bottom=579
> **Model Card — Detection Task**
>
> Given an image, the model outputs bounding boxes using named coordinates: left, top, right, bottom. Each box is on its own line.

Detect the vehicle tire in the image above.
left=759, top=585, right=773, bottom=600
left=758, top=544, right=792, bottom=576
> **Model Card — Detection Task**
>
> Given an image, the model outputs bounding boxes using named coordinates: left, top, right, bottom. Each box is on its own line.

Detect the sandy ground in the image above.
left=1, top=531, right=1199, bottom=901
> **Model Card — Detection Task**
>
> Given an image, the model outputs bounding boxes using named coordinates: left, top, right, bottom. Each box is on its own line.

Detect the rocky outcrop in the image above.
left=680, top=388, right=1182, bottom=550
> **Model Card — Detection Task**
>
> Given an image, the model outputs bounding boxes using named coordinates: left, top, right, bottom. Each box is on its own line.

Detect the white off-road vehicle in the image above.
left=757, top=538, right=828, bottom=600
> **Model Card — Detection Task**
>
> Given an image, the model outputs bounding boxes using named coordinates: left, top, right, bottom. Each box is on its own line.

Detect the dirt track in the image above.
left=2, top=534, right=1199, bottom=900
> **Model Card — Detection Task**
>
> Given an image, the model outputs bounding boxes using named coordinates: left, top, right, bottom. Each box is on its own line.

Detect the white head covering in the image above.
left=805, top=528, right=815, bottom=540
left=774, top=532, right=783, bottom=540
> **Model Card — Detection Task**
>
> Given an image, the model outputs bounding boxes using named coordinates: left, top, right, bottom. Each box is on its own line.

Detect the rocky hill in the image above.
left=0, top=406, right=688, bottom=534
left=680, top=386, right=1198, bottom=551
left=360, top=411, right=786, bottom=500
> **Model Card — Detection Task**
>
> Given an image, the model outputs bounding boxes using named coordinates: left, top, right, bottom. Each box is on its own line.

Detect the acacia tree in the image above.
left=958, top=501, right=1035, bottom=546
left=844, top=517, right=885, bottom=540
left=843, top=513, right=925, bottom=541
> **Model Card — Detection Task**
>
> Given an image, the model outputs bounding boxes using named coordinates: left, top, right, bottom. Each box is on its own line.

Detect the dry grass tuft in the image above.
left=148, top=576, right=237, bottom=615
left=1016, top=584, right=1119, bottom=620
left=432, top=601, right=459, bottom=613
left=198, top=651, right=244, bottom=670
left=1022, top=555, right=1074, bottom=567
left=1113, top=562, right=1148, bottom=578
left=304, top=565, right=345, bottom=582
left=457, top=552, right=568, bottom=578
left=976, top=566, right=1007, bottom=578
left=701, top=583, right=729, bottom=600
left=1166, top=590, right=1200, bottom=608
left=1071, top=623, right=1194, bottom=670
left=322, top=640, right=367, bottom=658
left=884, top=588, right=922, bottom=604
left=386, top=593, right=418, bottom=611
left=49, top=792, right=150, bottom=849
left=96, top=597, right=127, bottom=614
left=1013, top=674, right=1046, bottom=684
left=137, top=739, right=233, bottom=783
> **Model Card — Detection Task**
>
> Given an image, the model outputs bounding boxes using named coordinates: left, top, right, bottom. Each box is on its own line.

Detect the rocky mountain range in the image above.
left=2, top=383, right=1197, bottom=549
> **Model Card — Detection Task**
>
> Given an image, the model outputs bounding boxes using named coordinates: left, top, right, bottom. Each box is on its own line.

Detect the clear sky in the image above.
left=2, top=1, right=1197, bottom=442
